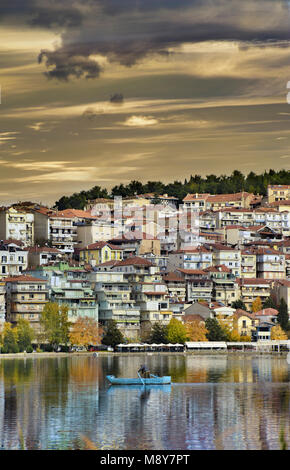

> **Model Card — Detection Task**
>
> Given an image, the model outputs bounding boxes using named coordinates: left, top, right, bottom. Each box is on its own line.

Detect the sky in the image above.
left=0, top=0, right=290, bottom=206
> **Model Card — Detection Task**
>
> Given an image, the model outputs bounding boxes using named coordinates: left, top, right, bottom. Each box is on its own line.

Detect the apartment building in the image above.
left=273, top=279, right=290, bottom=315
left=51, top=279, right=98, bottom=324
left=91, top=270, right=140, bottom=339
left=206, top=192, right=255, bottom=211
left=132, top=281, right=172, bottom=327
left=162, top=272, right=186, bottom=302
left=26, top=263, right=98, bottom=324
left=210, top=243, right=241, bottom=277
left=27, top=246, right=63, bottom=268
left=241, top=249, right=257, bottom=279
left=0, top=280, right=5, bottom=332
left=267, top=185, right=290, bottom=204
left=0, top=241, right=28, bottom=277
left=33, top=207, right=77, bottom=256
left=237, top=278, right=272, bottom=311
left=205, top=266, right=239, bottom=306
left=0, top=207, right=34, bottom=246
left=167, top=247, right=213, bottom=272
left=112, top=256, right=162, bottom=283
left=5, top=275, right=48, bottom=333
left=254, top=248, right=285, bottom=279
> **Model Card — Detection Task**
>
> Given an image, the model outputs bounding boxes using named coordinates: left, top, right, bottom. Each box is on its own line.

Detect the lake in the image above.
left=0, top=353, right=289, bottom=450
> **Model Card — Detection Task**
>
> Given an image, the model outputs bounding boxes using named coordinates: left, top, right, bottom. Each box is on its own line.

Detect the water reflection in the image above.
left=0, top=354, right=289, bottom=449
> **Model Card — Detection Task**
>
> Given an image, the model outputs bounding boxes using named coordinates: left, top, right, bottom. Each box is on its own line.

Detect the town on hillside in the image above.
left=0, top=182, right=290, bottom=351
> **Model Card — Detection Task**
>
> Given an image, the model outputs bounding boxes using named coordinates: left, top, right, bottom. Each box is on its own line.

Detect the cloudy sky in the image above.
left=1, top=0, right=290, bottom=205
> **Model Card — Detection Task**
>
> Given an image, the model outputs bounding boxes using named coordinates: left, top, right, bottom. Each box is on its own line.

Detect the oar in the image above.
left=138, top=371, right=145, bottom=385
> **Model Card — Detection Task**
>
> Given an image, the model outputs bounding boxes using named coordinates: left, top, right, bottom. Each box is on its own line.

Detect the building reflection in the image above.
left=0, top=355, right=288, bottom=449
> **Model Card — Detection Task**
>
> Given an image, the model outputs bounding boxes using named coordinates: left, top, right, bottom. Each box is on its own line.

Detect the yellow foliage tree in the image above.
left=69, top=316, right=103, bottom=349
left=252, top=297, right=262, bottom=313
left=271, top=325, right=288, bottom=340
left=185, top=321, right=208, bottom=342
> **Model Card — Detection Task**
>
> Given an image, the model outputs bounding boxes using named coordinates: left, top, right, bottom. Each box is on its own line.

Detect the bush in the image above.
left=26, top=346, right=33, bottom=353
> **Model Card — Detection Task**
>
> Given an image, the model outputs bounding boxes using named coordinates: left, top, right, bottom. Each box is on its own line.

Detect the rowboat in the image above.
left=106, top=374, right=171, bottom=385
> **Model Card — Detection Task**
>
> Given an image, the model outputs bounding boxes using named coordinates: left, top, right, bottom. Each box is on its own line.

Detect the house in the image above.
left=252, top=307, right=279, bottom=324
left=79, top=241, right=123, bottom=266
left=267, top=185, right=290, bottom=204
left=183, top=302, right=213, bottom=320
left=233, top=309, right=258, bottom=338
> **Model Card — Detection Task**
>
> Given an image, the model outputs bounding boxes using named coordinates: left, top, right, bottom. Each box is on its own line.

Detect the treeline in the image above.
left=54, top=169, right=290, bottom=210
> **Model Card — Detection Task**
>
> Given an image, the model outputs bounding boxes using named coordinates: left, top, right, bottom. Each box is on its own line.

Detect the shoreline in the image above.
left=0, top=350, right=288, bottom=359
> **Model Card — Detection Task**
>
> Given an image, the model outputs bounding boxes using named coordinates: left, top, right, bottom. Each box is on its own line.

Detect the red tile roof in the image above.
left=4, top=275, right=47, bottom=283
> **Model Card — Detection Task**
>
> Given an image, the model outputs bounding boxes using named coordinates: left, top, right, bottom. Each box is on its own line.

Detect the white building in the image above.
left=0, top=207, right=34, bottom=246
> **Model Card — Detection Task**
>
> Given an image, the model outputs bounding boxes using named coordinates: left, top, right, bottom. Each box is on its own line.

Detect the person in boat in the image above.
left=138, top=364, right=150, bottom=379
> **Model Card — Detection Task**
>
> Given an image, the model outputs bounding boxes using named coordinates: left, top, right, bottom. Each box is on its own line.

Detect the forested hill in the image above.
left=54, top=169, right=290, bottom=210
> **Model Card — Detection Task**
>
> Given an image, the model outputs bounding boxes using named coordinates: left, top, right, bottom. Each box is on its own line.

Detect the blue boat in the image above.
left=106, top=374, right=171, bottom=385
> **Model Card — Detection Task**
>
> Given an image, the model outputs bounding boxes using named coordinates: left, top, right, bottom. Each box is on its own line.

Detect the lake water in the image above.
left=0, top=353, right=289, bottom=450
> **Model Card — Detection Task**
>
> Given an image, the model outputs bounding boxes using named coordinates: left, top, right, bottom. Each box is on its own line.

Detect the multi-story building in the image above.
left=26, top=263, right=98, bottom=324
left=92, top=270, right=139, bottom=340
left=210, top=243, right=241, bottom=277
left=237, top=278, right=272, bottom=311
left=5, top=275, right=48, bottom=333
left=273, top=279, right=290, bottom=315
left=0, top=207, right=34, bottom=246
left=0, top=280, right=5, bottom=332
left=205, top=266, right=239, bottom=306
left=267, top=185, right=290, bottom=204
left=0, top=241, right=28, bottom=277
left=51, top=279, right=98, bottom=324
left=254, top=248, right=285, bottom=279
left=162, top=272, right=186, bottom=302
left=132, top=281, right=172, bottom=330
left=27, top=246, right=63, bottom=268
left=112, top=256, right=162, bottom=283
left=241, top=249, right=257, bottom=279
left=167, top=246, right=213, bottom=272
left=33, top=207, right=77, bottom=256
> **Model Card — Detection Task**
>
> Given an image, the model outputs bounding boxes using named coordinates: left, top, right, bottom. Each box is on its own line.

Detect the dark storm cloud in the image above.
left=3, top=0, right=290, bottom=80
left=0, top=0, right=84, bottom=28
left=38, top=47, right=103, bottom=80
left=110, top=94, right=124, bottom=104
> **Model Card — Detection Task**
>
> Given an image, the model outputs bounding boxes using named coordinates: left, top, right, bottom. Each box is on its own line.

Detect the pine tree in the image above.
left=277, top=299, right=289, bottom=332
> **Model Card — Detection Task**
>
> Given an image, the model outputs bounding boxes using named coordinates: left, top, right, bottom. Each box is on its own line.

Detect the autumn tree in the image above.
left=1, top=323, right=19, bottom=353
left=252, top=297, right=262, bottom=313
left=185, top=320, right=208, bottom=342
left=69, top=316, right=103, bottom=349
left=271, top=325, right=288, bottom=340
left=16, top=318, right=34, bottom=352
left=40, top=302, right=70, bottom=351
left=166, top=318, right=187, bottom=344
